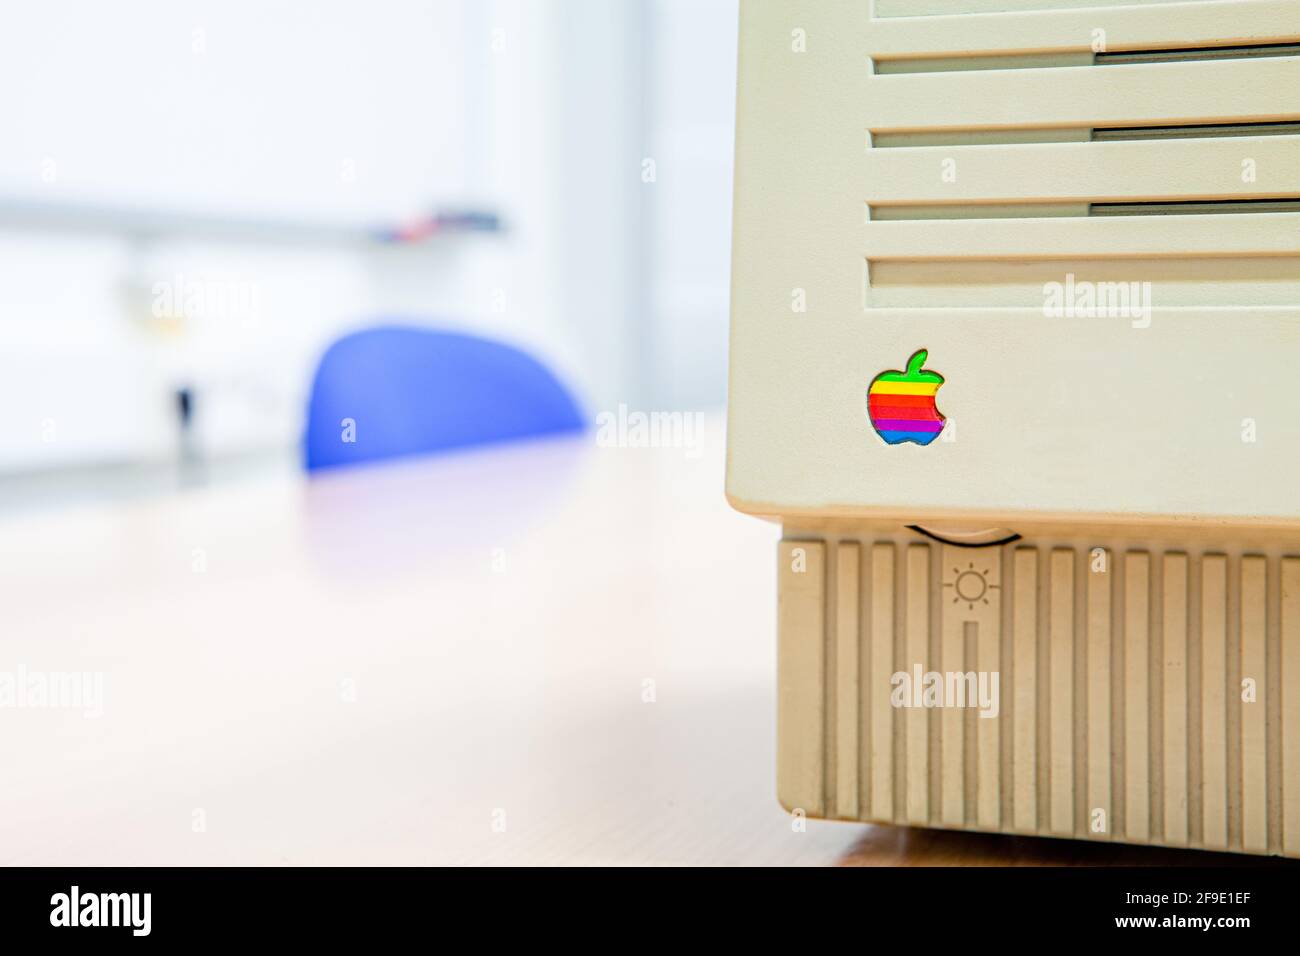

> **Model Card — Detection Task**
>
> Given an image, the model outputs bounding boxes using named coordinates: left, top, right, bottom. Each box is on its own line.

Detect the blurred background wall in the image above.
left=0, top=0, right=737, bottom=496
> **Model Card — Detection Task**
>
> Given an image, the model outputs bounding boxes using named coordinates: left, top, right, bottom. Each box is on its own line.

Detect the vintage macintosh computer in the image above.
left=727, top=0, right=1300, bottom=855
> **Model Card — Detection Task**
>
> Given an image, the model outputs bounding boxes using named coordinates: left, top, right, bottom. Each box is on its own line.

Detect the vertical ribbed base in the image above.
left=776, top=532, right=1300, bottom=857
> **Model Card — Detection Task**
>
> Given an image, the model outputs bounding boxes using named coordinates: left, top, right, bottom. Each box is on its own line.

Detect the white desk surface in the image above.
left=4, top=422, right=1271, bottom=867
left=0, top=420, right=867, bottom=866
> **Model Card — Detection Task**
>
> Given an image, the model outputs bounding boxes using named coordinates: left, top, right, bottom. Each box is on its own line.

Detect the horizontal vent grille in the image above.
left=862, top=16, right=1300, bottom=309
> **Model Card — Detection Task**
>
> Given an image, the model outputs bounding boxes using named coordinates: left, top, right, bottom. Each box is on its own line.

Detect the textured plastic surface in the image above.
left=776, top=526, right=1300, bottom=858
left=726, top=0, right=1300, bottom=526
left=731, top=0, right=1300, bottom=857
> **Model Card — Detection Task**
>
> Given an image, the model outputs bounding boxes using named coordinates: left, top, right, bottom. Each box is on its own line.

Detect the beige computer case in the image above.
left=727, top=0, right=1300, bottom=856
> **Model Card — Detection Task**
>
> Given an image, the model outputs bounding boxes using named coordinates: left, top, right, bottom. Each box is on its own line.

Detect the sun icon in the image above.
left=944, top=562, right=999, bottom=611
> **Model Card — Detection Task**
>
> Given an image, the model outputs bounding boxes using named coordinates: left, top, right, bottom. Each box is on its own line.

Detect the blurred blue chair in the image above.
left=304, top=326, right=585, bottom=471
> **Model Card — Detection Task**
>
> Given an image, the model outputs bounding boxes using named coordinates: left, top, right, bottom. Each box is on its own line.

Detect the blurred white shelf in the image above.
left=0, top=197, right=503, bottom=248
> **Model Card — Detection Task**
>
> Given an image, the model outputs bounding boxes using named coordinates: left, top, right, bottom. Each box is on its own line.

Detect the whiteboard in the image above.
left=0, top=0, right=474, bottom=227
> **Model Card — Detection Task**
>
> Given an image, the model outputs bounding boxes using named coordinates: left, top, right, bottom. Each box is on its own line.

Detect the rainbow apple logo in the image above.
left=867, top=349, right=946, bottom=446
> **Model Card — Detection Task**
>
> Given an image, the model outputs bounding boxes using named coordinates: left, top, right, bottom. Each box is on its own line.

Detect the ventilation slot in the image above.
left=867, top=258, right=1300, bottom=310
left=866, top=40, right=1300, bottom=138
left=875, top=53, right=1092, bottom=75
left=1093, top=122, right=1300, bottom=142
left=871, top=199, right=1300, bottom=221
left=1096, top=44, right=1300, bottom=66
left=875, top=43, right=1300, bottom=75
left=1091, top=199, right=1300, bottom=217
left=873, top=0, right=1214, bottom=16
left=874, top=125, right=1300, bottom=147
